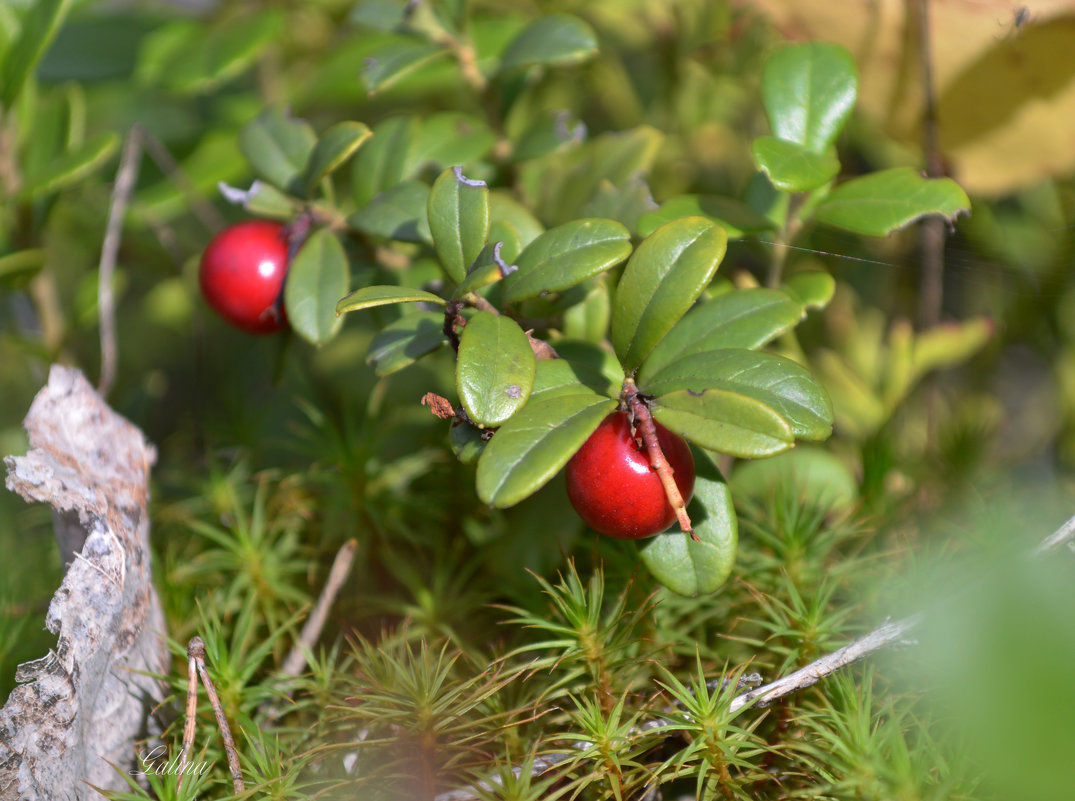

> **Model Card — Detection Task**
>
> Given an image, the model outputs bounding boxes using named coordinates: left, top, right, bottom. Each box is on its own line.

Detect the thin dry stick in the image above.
left=187, top=637, right=245, bottom=794
left=917, top=0, right=946, bottom=331
left=97, top=128, right=142, bottom=397
left=136, top=126, right=226, bottom=233
left=176, top=640, right=201, bottom=790
left=626, top=386, right=694, bottom=538
left=280, top=539, right=358, bottom=678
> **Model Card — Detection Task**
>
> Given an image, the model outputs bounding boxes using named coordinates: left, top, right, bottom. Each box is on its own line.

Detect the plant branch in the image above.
left=917, top=0, right=946, bottom=331
left=186, top=637, right=245, bottom=794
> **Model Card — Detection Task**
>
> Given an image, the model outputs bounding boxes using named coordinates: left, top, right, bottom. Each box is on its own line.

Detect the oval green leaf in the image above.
left=348, top=179, right=432, bottom=243
left=284, top=229, right=350, bottom=346
left=762, top=41, right=858, bottom=154
left=498, top=13, right=598, bottom=73
left=640, top=448, right=738, bottom=596
left=637, top=194, right=776, bottom=239
left=19, top=132, right=118, bottom=198
left=366, top=310, right=447, bottom=375
left=301, top=121, right=372, bottom=197
left=351, top=116, right=419, bottom=207
left=218, top=180, right=299, bottom=220
left=502, top=218, right=631, bottom=303
left=476, top=393, right=617, bottom=507
left=751, top=136, right=840, bottom=193
left=639, top=288, right=804, bottom=381
left=336, top=284, right=446, bottom=316
left=428, top=166, right=490, bottom=284
left=361, top=39, right=450, bottom=95
left=530, top=357, right=615, bottom=401
left=457, top=312, right=537, bottom=428
left=652, top=389, right=793, bottom=458
left=611, top=217, right=728, bottom=372
left=450, top=422, right=487, bottom=465
left=239, top=108, right=317, bottom=195
left=2, top=0, right=72, bottom=106
left=812, top=167, right=972, bottom=236
left=642, top=349, right=834, bottom=441
left=782, top=271, right=835, bottom=311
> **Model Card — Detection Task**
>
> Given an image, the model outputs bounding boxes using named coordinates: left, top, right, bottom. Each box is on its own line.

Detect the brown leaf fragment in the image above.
left=1, top=366, right=168, bottom=800
left=421, top=392, right=457, bottom=420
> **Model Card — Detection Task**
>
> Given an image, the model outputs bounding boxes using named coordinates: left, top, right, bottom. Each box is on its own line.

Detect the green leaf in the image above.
left=428, top=167, right=490, bottom=284
left=490, top=191, right=545, bottom=247
left=639, top=288, right=804, bottom=381
left=336, top=284, right=446, bottom=316
left=239, top=108, right=317, bottom=195
left=452, top=241, right=517, bottom=298
left=498, top=13, right=597, bottom=73
left=503, top=218, right=631, bottom=303
left=361, top=38, right=450, bottom=95
left=19, top=132, right=118, bottom=198
left=450, top=422, right=486, bottom=465
left=348, top=179, right=432, bottom=242
left=411, top=112, right=496, bottom=172
left=732, top=445, right=857, bottom=512
left=611, top=217, right=728, bottom=372
left=562, top=278, right=611, bottom=343
left=351, top=116, right=418, bottom=207
left=751, top=136, right=840, bottom=193
left=911, top=317, right=993, bottom=386
left=301, top=121, right=372, bottom=197
left=640, top=449, right=737, bottom=596
left=1, top=0, right=72, bottom=107
left=637, top=194, right=776, bottom=239
left=284, top=230, right=349, bottom=346
left=457, top=312, right=537, bottom=428
left=812, top=167, right=972, bottom=236
left=0, top=249, right=45, bottom=289
left=476, top=394, right=617, bottom=507
left=580, top=177, right=658, bottom=235
left=366, top=310, right=447, bottom=375
left=641, top=349, right=834, bottom=441
left=762, top=41, right=857, bottom=154
left=512, top=109, right=586, bottom=162
left=218, top=180, right=299, bottom=220
left=530, top=358, right=615, bottom=401
left=652, top=389, right=793, bottom=458
left=783, top=271, right=835, bottom=311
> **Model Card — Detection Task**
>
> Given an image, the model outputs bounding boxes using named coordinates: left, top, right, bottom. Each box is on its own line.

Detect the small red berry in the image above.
left=199, top=220, right=289, bottom=334
left=566, top=411, right=695, bottom=539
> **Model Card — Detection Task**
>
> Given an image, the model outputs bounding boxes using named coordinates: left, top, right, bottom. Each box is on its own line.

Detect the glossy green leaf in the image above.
left=783, top=271, right=836, bottom=311
left=366, top=311, right=447, bottom=375
left=562, top=278, right=611, bottom=343
left=336, top=284, right=446, bottom=316
left=412, top=112, right=496, bottom=172
left=348, top=179, right=432, bottom=243
left=813, top=167, right=972, bottom=236
left=218, top=180, right=298, bottom=220
left=457, top=311, right=537, bottom=428
left=529, top=357, right=615, bottom=401
left=452, top=247, right=516, bottom=298
left=652, top=389, right=793, bottom=458
left=639, top=288, right=804, bottom=381
left=239, top=108, right=317, bottom=195
left=450, top=422, right=487, bottom=465
left=751, top=136, right=840, bottom=193
left=301, top=121, right=372, bottom=197
left=284, top=230, right=349, bottom=346
left=0, top=249, right=45, bottom=289
left=351, top=116, right=418, bottom=207
left=642, top=349, right=833, bottom=441
left=611, top=217, right=727, bottom=372
left=637, top=194, right=776, bottom=238
left=476, top=393, right=616, bottom=508
left=762, top=41, right=857, bottom=154
left=361, top=39, right=450, bottom=94
left=19, top=132, right=118, bottom=198
left=554, top=340, right=627, bottom=390
left=503, top=218, right=631, bottom=302
left=428, top=167, right=490, bottom=284
left=1, top=0, right=72, bottom=107
left=640, top=449, right=737, bottom=596
left=498, top=13, right=597, bottom=73
left=732, top=446, right=857, bottom=512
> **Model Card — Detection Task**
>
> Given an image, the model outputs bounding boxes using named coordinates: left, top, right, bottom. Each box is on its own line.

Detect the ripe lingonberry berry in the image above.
left=199, top=220, right=289, bottom=334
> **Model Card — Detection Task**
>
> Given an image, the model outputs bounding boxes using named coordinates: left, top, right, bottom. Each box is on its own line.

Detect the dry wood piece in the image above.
left=1, top=366, right=168, bottom=800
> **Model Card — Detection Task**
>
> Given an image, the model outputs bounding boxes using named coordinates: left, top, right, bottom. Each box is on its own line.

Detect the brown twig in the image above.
left=136, top=126, right=225, bottom=233
left=97, top=128, right=142, bottom=397
left=280, top=539, right=357, bottom=678
left=177, top=640, right=200, bottom=790
left=186, top=637, right=245, bottom=794
left=917, top=0, right=946, bottom=331
left=624, top=382, right=695, bottom=539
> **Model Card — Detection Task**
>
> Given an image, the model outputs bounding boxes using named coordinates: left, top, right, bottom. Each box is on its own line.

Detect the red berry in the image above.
left=199, top=220, right=289, bottom=334
left=566, top=411, right=695, bottom=539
